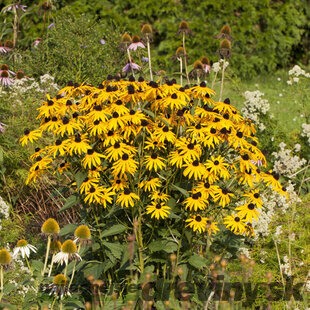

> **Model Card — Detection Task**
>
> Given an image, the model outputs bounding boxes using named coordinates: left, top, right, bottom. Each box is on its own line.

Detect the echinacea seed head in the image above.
left=16, top=70, right=25, bottom=79
left=50, top=240, right=62, bottom=252
left=74, top=225, right=91, bottom=240
left=141, top=24, right=152, bottom=35
left=176, top=46, right=184, bottom=56
left=121, top=33, right=132, bottom=43
left=53, top=274, right=67, bottom=286
left=193, top=60, right=203, bottom=70
left=179, top=21, right=189, bottom=30
left=41, top=218, right=60, bottom=235
left=61, top=240, right=77, bottom=254
left=201, top=56, right=210, bottom=65
left=0, top=70, right=9, bottom=78
left=132, top=35, right=140, bottom=43
left=4, top=40, right=13, bottom=48
left=0, top=64, right=9, bottom=71
left=16, top=239, right=28, bottom=247
left=221, top=25, right=232, bottom=35
left=220, top=39, right=231, bottom=49
left=0, top=249, right=11, bottom=265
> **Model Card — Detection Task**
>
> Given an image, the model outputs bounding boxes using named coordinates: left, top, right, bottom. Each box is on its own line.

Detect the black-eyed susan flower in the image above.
left=84, top=185, right=106, bottom=204
left=144, top=153, right=166, bottom=172
left=206, top=219, right=220, bottom=236
left=186, top=215, right=208, bottom=233
left=224, top=214, right=246, bottom=234
left=243, top=189, right=263, bottom=208
left=112, top=153, right=138, bottom=177
left=183, top=192, right=208, bottom=211
left=139, top=178, right=162, bottom=192
left=48, top=139, right=69, bottom=158
left=146, top=201, right=170, bottom=219
left=154, top=125, right=176, bottom=144
left=116, top=188, right=139, bottom=208
left=183, top=159, right=207, bottom=180
left=149, top=191, right=170, bottom=202
left=104, top=142, right=136, bottom=162
left=235, top=203, right=260, bottom=223
left=19, top=129, right=42, bottom=146
left=81, top=149, right=105, bottom=169
left=79, top=177, right=99, bottom=194
left=205, top=155, right=230, bottom=180
left=213, top=188, right=234, bottom=207
left=67, top=134, right=91, bottom=156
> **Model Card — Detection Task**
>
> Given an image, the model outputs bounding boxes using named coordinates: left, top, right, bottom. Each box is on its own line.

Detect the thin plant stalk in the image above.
left=178, top=58, right=183, bottom=86
left=273, top=239, right=286, bottom=292
left=68, top=244, right=81, bottom=289
left=25, top=256, right=33, bottom=275
left=182, top=32, right=190, bottom=84
left=126, top=48, right=135, bottom=78
left=42, top=235, right=51, bottom=276
left=0, top=265, right=3, bottom=292
left=211, top=70, right=218, bottom=89
left=219, top=59, right=226, bottom=101
left=146, top=36, right=153, bottom=80
left=12, top=6, right=18, bottom=47
left=48, top=253, right=55, bottom=277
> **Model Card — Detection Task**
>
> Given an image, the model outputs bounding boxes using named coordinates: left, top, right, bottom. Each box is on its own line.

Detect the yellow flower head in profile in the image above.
left=0, top=249, right=11, bottom=265
left=41, top=218, right=60, bottom=235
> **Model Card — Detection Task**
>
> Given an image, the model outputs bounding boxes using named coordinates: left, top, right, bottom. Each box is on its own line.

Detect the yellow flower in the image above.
left=235, top=203, right=260, bottom=223
left=183, top=160, right=207, bottom=180
left=183, top=192, right=208, bottom=211
left=19, top=129, right=42, bottom=146
left=84, top=185, right=106, bottom=204
left=144, top=153, right=166, bottom=172
left=149, top=191, right=170, bottom=202
left=186, top=215, right=208, bottom=233
left=224, top=214, right=246, bottom=234
left=213, top=187, right=234, bottom=207
left=116, top=188, right=139, bottom=208
left=146, top=201, right=170, bottom=219
left=67, top=134, right=91, bottom=156
left=81, top=149, right=105, bottom=169
left=112, top=153, right=138, bottom=177
left=139, top=178, right=162, bottom=192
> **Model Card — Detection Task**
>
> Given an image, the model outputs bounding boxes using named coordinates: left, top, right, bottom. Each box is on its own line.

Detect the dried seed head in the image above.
left=85, top=302, right=92, bottom=310
left=220, top=259, right=228, bottom=268
left=201, top=56, right=210, bottom=65
left=61, top=240, right=77, bottom=254
left=266, top=271, right=273, bottom=281
left=4, top=40, right=13, bottom=48
left=0, top=64, right=9, bottom=71
left=214, top=255, right=221, bottom=263
left=249, top=260, right=255, bottom=267
left=16, top=70, right=25, bottom=79
left=121, top=33, right=132, bottom=43
left=220, top=39, right=231, bottom=49
left=74, top=225, right=91, bottom=240
left=179, top=21, right=189, bottom=30
left=0, top=249, right=11, bottom=265
left=53, top=274, right=67, bottom=286
left=164, top=301, right=170, bottom=306
left=41, top=218, right=60, bottom=235
left=16, top=239, right=28, bottom=247
left=209, top=263, right=215, bottom=271
left=239, top=254, right=246, bottom=263
left=193, top=60, right=203, bottom=70
left=177, top=267, right=184, bottom=275
left=141, top=24, right=152, bottom=35
left=93, top=279, right=104, bottom=287
left=50, top=240, right=62, bottom=253
left=87, top=274, right=94, bottom=283
left=170, top=253, right=177, bottom=262
left=132, top=35, right=141, bottom=43
left=176, top=46, right=184, bottom=56
left=221, top=25, right=232, bottom=35
left=41, top=1, right=52, bottom=11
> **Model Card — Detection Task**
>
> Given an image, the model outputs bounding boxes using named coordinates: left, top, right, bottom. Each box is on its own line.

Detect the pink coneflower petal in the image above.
left=122, top=62, right=141, bottom=73
left=128, top=42, right=145, bottom=51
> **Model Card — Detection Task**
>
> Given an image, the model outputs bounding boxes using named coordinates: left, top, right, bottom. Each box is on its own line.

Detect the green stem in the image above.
left=25, top=255, right=33, bottom=275
left=182, top=32, right=190, bottom=84
left=179, top=58, right=183, bottom=86
left=219, top=59, right=226, bottom=102
left=127, top=48, right=135, bottom=78
left=68, top=244, right=81, bottom=289
left=51, top=295, right=57, bottom=310
left=0, top=265, right=3, bottom=292
left=48, top=253, right=55, bottom=277
left=42, top=235, right=51, bottom=276
left=147, top=37, right=153, bottom=81
left=211, top=70, right=218, bottom=90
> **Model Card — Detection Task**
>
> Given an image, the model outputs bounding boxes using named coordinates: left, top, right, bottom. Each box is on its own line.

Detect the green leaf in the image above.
left=101, top=224, right=127, bottom=238
left=171, top=184, right=189, bottom=197
left=60, top=223, right=79, bottom=236
left=59, top=194, right=79, bottom=212
left=0, top=146, right=3, bottom=165
left=31, top=259, right=44, bottom=272
left=83, top=261, right=105, bottom=279
left=188, top=254, right=207, bottom=269
left=102, top=241, right=123, bottom=260
left=148, top=240, right=178, bottom=253
left=74, top=171, right=87, bottom=189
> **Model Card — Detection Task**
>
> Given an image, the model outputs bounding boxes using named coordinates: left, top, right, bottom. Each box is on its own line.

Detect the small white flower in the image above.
left=13, top=240, right=37, bottom=259
left=277, top=78, right=281, bottom=81
left=287, top=80, right=292, bottom=85
left=279, top=93, right=282, bottom=97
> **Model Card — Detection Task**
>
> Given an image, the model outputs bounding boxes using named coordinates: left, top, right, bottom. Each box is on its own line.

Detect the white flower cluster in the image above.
left=280, top=255, right=292, bottom=276
left=301, top=123, right=310, bottom=145
left=0, top=73, right=59, bottom=99
left=212, top=59, right=229, bottom=73
left=272, top=142, right=306, bottom=177
left=241, top=91, right=270, bottom=131
left=252, top=182, right=300, bottom=238
left=0, top=195, right=10, bottom=230
left=287, top=65, right=310, bottom=85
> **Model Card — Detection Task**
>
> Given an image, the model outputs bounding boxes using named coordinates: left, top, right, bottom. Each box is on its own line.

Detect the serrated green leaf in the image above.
left=60, top=223, right=79, bottom=236
left=101, top=224, right=127, bottom=238
left=188, top=254, right=207, bottom=269
left=102, top=241, right=123, bottom=259
left=59, top=194, right=79, bottom=212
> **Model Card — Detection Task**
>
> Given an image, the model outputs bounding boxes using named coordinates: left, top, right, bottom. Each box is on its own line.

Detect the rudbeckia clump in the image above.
left=22, top=78, right=287, bottom=254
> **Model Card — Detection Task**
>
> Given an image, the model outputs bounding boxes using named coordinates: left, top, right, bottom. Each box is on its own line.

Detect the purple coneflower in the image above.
left=0, top=64, right=15, bottom=77
left=128, top=35, right=145, bottom=51
left=0, top=122, right=7, bottom=133
left=34, top=38, right=41, bottom=47
left=3, top=4, right=27, bottom=13
left=122, top=62, right=141, bottom=74
left=0, top=70, right=14, bottom=87
left=0, top=40, right=13, bottom=54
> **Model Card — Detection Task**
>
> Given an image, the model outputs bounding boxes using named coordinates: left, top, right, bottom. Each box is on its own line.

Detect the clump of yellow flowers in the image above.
left=21, top=77, right=287, bottom=237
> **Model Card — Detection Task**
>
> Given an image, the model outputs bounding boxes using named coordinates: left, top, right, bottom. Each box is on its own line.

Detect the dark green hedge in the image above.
left=1, top=0, right=309, bottom=79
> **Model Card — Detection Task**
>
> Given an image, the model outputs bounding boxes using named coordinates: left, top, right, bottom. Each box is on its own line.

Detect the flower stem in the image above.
left=68, top=244, right=81, bottom=289
left=42, top=235, right=51, bottom=276
left=219, top=59, right=226, bottom=102
left=48, top=253, right=55, bottom=277
left=179, top=58, right=183, bottom=86
left=182, top=32, right=190, bottom=84
left=211, top=71, right=218, bottom=89
left=25, top=255, right=33, bottom=275
left=147, top=37, right=153, bottom=81
left=127, top=48, right=135, bottom=78
left=0, top=265, right=3, bottom=292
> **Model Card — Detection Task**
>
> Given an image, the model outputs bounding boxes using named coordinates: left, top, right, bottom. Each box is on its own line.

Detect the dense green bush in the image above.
left=1, top=0, right=308, bottom=79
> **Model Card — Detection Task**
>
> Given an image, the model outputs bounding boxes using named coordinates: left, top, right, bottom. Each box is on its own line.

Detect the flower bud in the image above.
left=141, top=24, right=152, bottom=35
left=220, top=39, right=231, bottom=49
left=121, top=33, right=132, bottom=43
